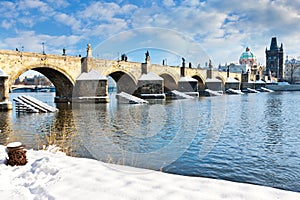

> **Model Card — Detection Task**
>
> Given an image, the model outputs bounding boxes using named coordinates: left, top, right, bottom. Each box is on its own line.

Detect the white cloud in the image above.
left=93, top=28, right=210, bottom=66
left=18, top=0, right=48, bottom=10
left=18, top=17, right=36, bottom=28
left=78, top=2, right=121, bottom=20
left=163, top=0, right=176, bottom=7
left=4, top=31, right=82, bottom=55
left=54, top=13, right=81, bottom=32
left=1, top=20, right=14, bottom=29
left=0, top=1, right=18, bottom=18
left=120, top=4, right=138, bottom=14
left=90, top=18, right=128, bottom=37
left=78, top=1, right=137, bottom=22
left=45, top=0, right=70, bottom=8
left=181, top=0, right=202, bottom=7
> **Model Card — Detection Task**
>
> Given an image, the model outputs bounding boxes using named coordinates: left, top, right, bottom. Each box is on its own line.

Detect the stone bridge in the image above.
left=0, top=45, right=241, bottom=109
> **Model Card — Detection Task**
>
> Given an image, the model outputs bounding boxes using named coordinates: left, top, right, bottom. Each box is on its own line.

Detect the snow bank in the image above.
left=0, top=145, right=299, bottom=200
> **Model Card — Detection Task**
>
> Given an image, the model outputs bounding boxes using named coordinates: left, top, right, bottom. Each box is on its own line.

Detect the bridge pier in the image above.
left=72, top=70, right=109, bottom=103
left=134, top=52, right=165, bottom=99
left=177, top=58, right=199, bottom=96
left=0, top=70, right=12, bottom=110
left=241, top=71, right=254, bottom=91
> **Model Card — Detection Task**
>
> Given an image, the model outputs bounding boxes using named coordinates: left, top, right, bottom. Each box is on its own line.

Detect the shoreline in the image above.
left=0, top=145, right=299, bottom=200
left=266, top=84, right=300, bottom=91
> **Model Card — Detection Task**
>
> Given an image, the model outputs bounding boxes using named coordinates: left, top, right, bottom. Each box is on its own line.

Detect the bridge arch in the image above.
left=159, top=73, right=177, bottom=92
left=216, top=76, right=226, bottom=84
left=215, top=76, right=226, bottom=91
left=191, top=75, right=206, bottom=92
left=106, top=71, right=137, bottom=94
left=10, top=64, right=75, bottom=102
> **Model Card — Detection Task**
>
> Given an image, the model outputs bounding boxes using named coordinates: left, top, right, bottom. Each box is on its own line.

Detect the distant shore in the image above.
left=266, top=84, right=300, bottom=91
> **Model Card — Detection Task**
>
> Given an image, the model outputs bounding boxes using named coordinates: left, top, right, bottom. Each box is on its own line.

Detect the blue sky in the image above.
left=1, top=0, right=300, bottom=69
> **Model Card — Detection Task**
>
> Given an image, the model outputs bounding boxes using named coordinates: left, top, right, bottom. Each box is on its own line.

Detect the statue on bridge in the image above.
left=87, top=44, right=92, bottom=58
left=145, top=50, right=150, bottom=63
left=182, top=57, right=186, bottom=68
left=121, top=53, right=128, bottom=61
left=208, top=59, right=213, bottom=69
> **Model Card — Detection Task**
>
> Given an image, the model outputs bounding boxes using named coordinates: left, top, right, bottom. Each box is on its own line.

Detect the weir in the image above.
left=227, top=88, right=244, bottom=95
left=171, top=90, right=194, bottom=99
left=204, top=89, right=223, bottom=96
left=246, top=88, right=260, bottom=93
left=116, top=92, right=148, bottom=104
left=261, top=87, right=274, bottom=92
left=13, top=95, right=58, bottom=113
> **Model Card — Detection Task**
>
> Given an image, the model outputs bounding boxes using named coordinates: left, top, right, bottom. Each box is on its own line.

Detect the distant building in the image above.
left=239, top=47, right=257, bottom=66
left=284, top=56, right=300, bottom=84
left=14, top=75, right=53, bottom=86
left=219, top=47, right=263, bottom=80
left=265, top=37, right=284, bottom=80
left=218, top=63, right=250, bottom=74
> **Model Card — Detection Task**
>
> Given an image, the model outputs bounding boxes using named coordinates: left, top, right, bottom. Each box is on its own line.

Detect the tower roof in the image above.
left=270, top=37, right=278, bottom=50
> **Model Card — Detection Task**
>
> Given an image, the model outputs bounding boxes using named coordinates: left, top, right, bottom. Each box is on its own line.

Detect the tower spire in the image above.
left=270, top=37, right=278, bottom=50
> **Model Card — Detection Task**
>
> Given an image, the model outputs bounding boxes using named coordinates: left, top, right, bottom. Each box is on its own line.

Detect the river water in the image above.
left=1, top=91, right=300, bottom=192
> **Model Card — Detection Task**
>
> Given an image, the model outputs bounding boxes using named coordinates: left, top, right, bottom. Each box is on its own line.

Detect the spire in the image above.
left=270, top=37, right=278, bottom=50
left=280, top=43, right=283, bottom=51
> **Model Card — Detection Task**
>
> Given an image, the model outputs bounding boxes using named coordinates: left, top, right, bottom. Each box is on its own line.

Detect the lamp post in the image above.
left=227, top=64, right=230, bottom=78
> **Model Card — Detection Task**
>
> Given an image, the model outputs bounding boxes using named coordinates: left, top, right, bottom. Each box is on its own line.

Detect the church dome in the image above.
left=239, top=47, right=257, bottom=65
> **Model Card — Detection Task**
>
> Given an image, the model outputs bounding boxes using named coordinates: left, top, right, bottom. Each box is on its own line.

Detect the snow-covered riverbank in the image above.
left=0, top=145, right=299, bottom=200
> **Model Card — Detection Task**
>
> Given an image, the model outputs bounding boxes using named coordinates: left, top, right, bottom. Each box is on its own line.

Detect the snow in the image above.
left=139, top=72, right=163, bottom=81
left=178, top=76, right=198, bottom=82
left=76, top=69, right=107, bottom=81
left=206, top=78, right=222, bottom=82
left=255, top=79, right=266, bottom=84
left=226, top=77, right=239, bottom=83
left=1, top=145, right=299, bottom=200
left=0, top=68, right=8, bottom=77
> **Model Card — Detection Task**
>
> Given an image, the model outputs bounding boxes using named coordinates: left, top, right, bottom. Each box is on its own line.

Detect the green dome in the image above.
left=240, top=47, right=255, bottom=60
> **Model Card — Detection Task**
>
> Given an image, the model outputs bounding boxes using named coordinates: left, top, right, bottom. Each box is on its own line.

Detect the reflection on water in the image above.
left=0, top=92, right=300, bottom=192
left=0, top=110, right=13, bottom=143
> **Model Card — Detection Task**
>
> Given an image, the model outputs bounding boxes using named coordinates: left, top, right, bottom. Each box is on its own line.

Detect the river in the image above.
left=0, top=91, right=300, bottom=192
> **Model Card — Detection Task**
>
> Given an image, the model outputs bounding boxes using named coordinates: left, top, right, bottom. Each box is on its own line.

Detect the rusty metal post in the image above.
left=6, top=142, right=27, bottom=166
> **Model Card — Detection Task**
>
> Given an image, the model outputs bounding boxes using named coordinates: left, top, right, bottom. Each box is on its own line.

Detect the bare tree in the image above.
left=288, top=58, right=299, bottom=84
